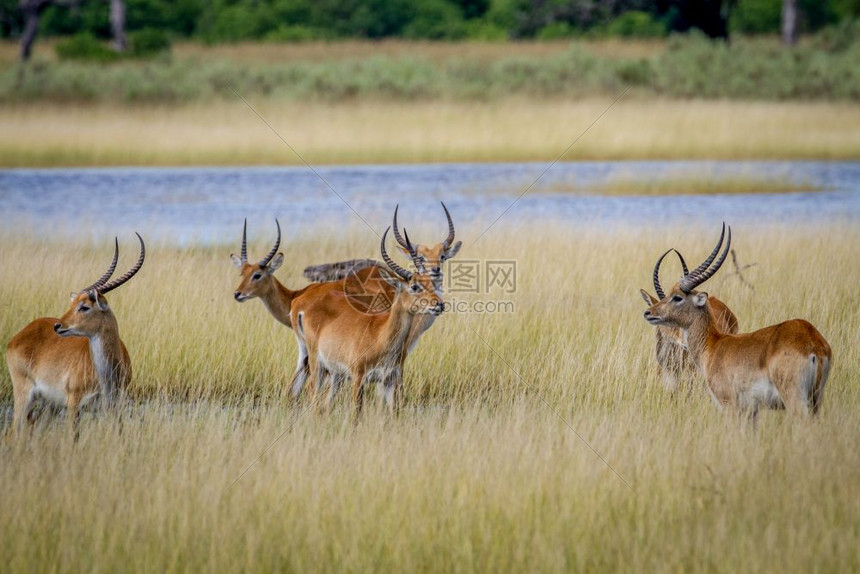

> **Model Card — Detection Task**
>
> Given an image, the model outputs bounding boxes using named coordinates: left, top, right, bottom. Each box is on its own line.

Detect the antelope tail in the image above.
left=811, top=354, right=831, bottom=415
left=302, top=259, right=380, bottom=283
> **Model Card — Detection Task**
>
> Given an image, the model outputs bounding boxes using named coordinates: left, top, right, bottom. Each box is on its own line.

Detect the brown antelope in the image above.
left=640, top=248, right=739, bottom=392
left=643, top=224, right=831, bottom=423
left=229, top=219, right=385, bottom=401
left=291, top=227, right=443, bottom=415
left=303, top=202, right=460, bottom=354
left=302, top=201, right=460, bottom=290
left=232, top=207, right=457, bottom=404
left=6, top=234, right=145, bottom=435
left=230, top=219, right=316, bottom=399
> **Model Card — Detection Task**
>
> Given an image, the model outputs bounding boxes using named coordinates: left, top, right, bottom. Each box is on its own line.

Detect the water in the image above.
left=1, top=161, right=858, bottom=245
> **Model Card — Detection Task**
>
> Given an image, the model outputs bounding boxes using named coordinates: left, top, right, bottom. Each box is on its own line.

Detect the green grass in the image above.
left=1, top=222, right=858, bottom=571
left=538, top=175, right=827, bottom=196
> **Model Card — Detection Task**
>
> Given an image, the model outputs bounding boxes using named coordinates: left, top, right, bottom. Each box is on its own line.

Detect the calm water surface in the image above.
left=1, top=161, right=858, bottom=245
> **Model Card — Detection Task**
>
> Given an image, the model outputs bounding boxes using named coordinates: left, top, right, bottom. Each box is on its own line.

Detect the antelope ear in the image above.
left=265, top=253, right=284, bottom=274
left=94, top=293, right=109, bottom=311
left=230, top=254, right=243, bottom=268
left=639, top=289, right=657, bottom=305
left=444, top=241, right=462, bottom=259
left=692, top=292, right=709, bottom=308
left=395, top=244, right=411, bottom=256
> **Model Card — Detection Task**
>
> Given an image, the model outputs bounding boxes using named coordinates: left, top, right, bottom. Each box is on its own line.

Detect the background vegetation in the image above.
left=2, top=0, right=859, bottom=42
left=1, top=223, right=858, bottom=571
left=3, top=25, right=860, bottom=104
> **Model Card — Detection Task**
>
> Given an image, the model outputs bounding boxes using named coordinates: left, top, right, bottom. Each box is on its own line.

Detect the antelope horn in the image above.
left=240, top=219, right=248, bottom=264
left=684, top=222, right=725, bottom=282
left=402, top=227, right=426, bottom=274
left=392, top=204, right=410, bottom=250
left=98, top=233, right=146, bottom=295
left=673, top=249, right=689, bottom=276
left=259, top=219, right=281, bottom=268
left=680, top=224, right=732, bottom=293
left=79, top=237, right=119, bottom=294
left=652, top=248, right=673, bottom=300
left=380, top=227, right=412, bottom=282
left=441, top=201, right=455, bottom=249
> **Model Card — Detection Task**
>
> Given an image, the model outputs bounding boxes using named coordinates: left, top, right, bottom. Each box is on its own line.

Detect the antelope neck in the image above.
left=260, top=280, right=295, bottom=327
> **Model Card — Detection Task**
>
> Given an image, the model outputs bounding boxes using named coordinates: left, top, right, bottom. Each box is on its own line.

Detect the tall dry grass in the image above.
left=1, top=222, right=858, bottom=571
left=2, top=98, right=859, bottom=168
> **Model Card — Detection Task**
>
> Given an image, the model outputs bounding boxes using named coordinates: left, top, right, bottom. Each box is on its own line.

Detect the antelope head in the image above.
left=55, top=233, right=146, bottom=337
left=392, top=202, right=460, bottom=283
left=380, top=227, right=444, bottom=317
left=639, top=247, right=693, bottom=347
left=644, top=223, right=732, bottom=330
left=231, top=219, right=284, bottom=302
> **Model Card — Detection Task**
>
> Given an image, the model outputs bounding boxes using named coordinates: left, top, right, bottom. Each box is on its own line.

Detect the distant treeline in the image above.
left=1, top=0, right=858, bottom=42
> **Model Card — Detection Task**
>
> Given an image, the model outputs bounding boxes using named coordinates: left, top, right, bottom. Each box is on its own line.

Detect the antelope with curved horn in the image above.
left=640, top=248, right=739, bottom=392
left=291, top=227, right=443, bottom=415
left=230, top=219, right=318, bottom=398
left=643, top=224, right=831, bottom=423
left=302, top=201, right=461, bottom=290
left=302, top=202, right=459, bottom=353
left=6, top=234, right=146, bottom=435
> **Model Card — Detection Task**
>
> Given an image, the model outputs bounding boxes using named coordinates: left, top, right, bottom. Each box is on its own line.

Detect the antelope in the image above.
left=6, top=234, right=145, bottom=436
left=640, top=248, right=739, bottom=392
left=302, top=201, right=460, bottom=355
left=291, top=227, right=443, bottom=415
left=232, top=206, right=458, bottom=404
left=288, top=204, right=460, bottom=402
left=303, top=201, right=461, bottom=291
left=643, top=224, right=831, bottom=423
left=230, top=219, right=315, bottom=399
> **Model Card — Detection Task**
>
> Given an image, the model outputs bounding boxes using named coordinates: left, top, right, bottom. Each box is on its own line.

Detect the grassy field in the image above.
left=2, top=98, right=859, bottom=167
left=1, top=223, right=858, bottom=571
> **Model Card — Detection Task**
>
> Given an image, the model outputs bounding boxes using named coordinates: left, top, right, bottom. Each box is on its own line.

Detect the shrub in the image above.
left=605, top=11, right=666, bottom=38
left=730, top=0, right=781, bottom=34
left=402, top=0, right=467, bottom=40
left=812, top=18, right=860, bottom=52
left=462, top=19, right=509, bottom=41
left=128, top=28, right=171, bottom=58
left=198, top=2, right=275, bottom=43
left=54, top=33, right=120, bottom=63
left=535, top=22, right=577, bottom=40
left=265, top=25, right=332, bottom=42
left=615, top=59, right=652, bottom=85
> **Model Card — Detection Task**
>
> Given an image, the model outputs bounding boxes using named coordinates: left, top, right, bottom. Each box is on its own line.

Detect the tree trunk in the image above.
left=109, top=0, right=126, bottom=52
left=782, top=0, right=798, bottom=46
left=19, top=0, right=49, bottom=61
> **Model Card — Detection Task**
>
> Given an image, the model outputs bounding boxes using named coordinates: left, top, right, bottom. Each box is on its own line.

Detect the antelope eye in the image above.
left=671, top=295, right=684, bottom=303
left=79, top=305, right=90, bottom=313
left=410, top=284, right=421, bottom=293
left=252, top=272, right=262, bottom=281
left=440, top=254, right=446, bottom=261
